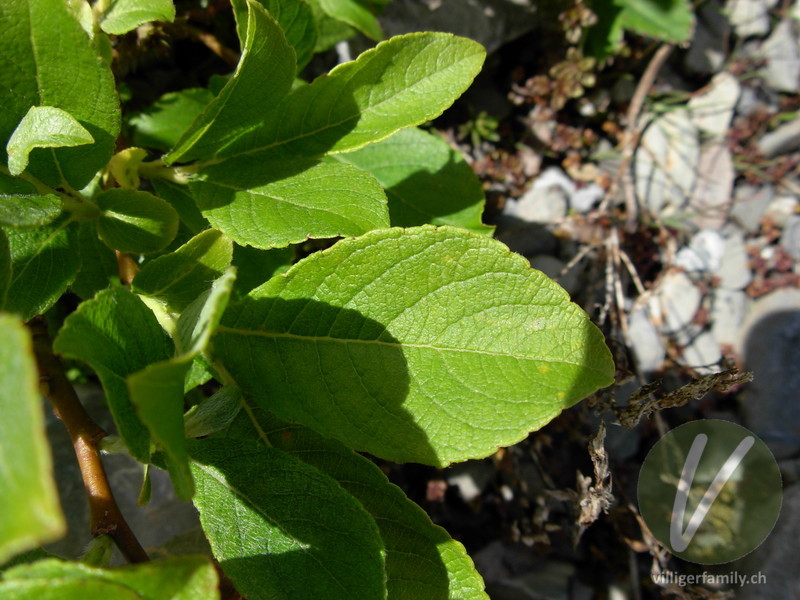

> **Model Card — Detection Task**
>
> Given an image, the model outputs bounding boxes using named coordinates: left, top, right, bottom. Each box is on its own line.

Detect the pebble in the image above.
left=738, top=289, right=800, bottom=459
left=727, top=0, right=779, bottom=38
left=711, top=288, right=749, bottom=346
left=650, top=270, right=702, bottom=336
left=781, top=213, right=800, bottom=259
left=445, top=461, right=496, bottom=503
left=760, top=19, right=800, bottom=93
left=628, top=306, right=667, bottom=374
left=688, top=72, right=740, bottom=137
left=635, top=110, right=699, bottom=216
left=683, top=0, right=729, bottom=76
left=679, top=327, right=723, bottom=374
left=675, top=229, right=726, bottom=273
left=687, top=140, right=734, bottom=230
left=730, top=184, right=775, bottom=232
left=758, top=118, right=800, bottom=158
left=764, top=195, right=798, bottom=227
left=504, top=168, right=571, bottom=224
left=716, top=230, right=752, bottom=289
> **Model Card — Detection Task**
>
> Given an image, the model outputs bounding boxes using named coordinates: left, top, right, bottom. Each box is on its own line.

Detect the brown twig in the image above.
left=603, top=43, right=674, bottom=232
left=29, top=318, right=149, bottom=564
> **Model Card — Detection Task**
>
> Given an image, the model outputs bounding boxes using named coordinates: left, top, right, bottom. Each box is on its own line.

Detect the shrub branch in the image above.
left=29, top=318, right=150, bottom=564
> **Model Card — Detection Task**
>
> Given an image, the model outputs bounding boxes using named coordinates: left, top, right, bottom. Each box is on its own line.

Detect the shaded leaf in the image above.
left=71, top=221, right=119, bottom=299
left=184, top=386, right=242, bottom=439
left=100, top=0, right=176, bottom=35
left=0, top=315, right=65, bottom=565
left=318, top=0, right=382, bottom=40
left=0, top=195, right=61, bottom=228
left=96, top=188, right=179, bottom=254
left=128, top=89, right=215, bottom=152
left=190, top=438, right=386, bottom=600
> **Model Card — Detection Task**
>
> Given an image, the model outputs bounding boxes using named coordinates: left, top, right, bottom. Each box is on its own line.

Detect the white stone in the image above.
left=728, top=0, right=779, bottom=38
left=688, top=72, right=741, bottom=137
left=760, top=20, right=800, bottom=93
left=650, top=270, right=702, bottom=336
left=628, top=306, right=667, bottom=373
left=687, top=140, right=735, bottom=230
left=675, top=229, right=726, bottom=273
left=716, top=231, right=752, bottom=289
left=680, top=329, right=722, bottom=374
left=711, top=288, right=749, bottom=346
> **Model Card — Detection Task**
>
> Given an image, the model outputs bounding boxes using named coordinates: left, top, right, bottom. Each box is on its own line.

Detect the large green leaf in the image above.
left=151, top=179, right=209, bottom=235
left=232, top=0, right=317, bottom=70
left=0, top=195, right=61, bottom=228
left=0, top=556, right=218, bottom=599
left=70, top=221, right=119, bottom=300
left=53, top=287, right=173, bottom=461
left=232, top=244, right=293, bottom=296
left=128, top=268, right=236, bottom=499
left=214, top=226, right=615, bottom=466
left=337, top=127, right=493, bottom=234
left=216, top=32, right=486, bottom=160
left=617, top=0, right=693, bottom=42
left=225, top=407, right=489, bottom=600
left=0, top=0, right=119, bottom=189
left=6, top=107, right=93, bottom=177
left=0, top=315, right=65, bottom=565
left=128, top=89, right=215, bottom=152
left=99, top=0, right=176, bottom=35
left=2, top=218, right=79, bottom=321
left=190, top=156, right=389, bottom=249
left=166, top=0, right=295, bottom=164
left=190, top=438, right=386, bottom=600
left=96, top=188, right=179, bottom=254
left=133, top=229, right=233, bottom=312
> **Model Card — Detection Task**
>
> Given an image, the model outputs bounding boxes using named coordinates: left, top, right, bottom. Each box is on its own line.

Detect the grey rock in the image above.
left=736, top=484, right=800, bottom=600
left=727, top=0, right=779, bottom=38
left=738, top=289, right=800, bottom=459
left=504, top=167, right=571, bottom=224
left=760, top=19, right=800, bottom=93
left=628, top=306, right=667, bottom=374
left=735, top=85, right=760, bottom=116
left=757, top=118, right=800, bottom=158
left=717, top=230, right=752, bottom=289
left=731, top=184, right=775, bottom=232
left=683, top=0, right=729, bottom=76
left=675, top=229, right=726, bottom=274
left=571, top=182, right=604, bottom=213
left=781, top=214, right=800, bottom=260
left=688, top=72, right=741, bottom=137
left=381, top=0, right=539, bottom=54
left=711, top=288, right=749, bottom=346
left=651, top=270, right=702, bottom=336
left=764, top=195, right=799, bottom=227
left=635, top=110, right=699, bottom=216
left=688, top=140, right=734, bottom=230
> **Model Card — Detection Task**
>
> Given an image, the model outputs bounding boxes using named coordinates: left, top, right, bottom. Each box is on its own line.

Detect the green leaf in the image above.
left=133, top=229, right=233, bottom=312
left=232, top=0, right=317, bottom=70
left=128, top=89, right=215, bottom=152
left=617, top=0, right=693, bottom=43
left=0, top=195, right=61, bottom=228
left=337, top=127, right=493, bottom=234
left=190, top=156, right=389, bottom=249
left=2, top=218, right=79, bottom=321
left=99, top=0, right=176, bottom=35
left=0, top=231, right=10, bottom=301
left=214, top=226, right=615, bottom=466
left=71, top=221, right=119, bottom=300
left=318, top=0, right=382, bottom=40
left=0, top=315, right=65, bottom=565
left=184, top=386, right=242, bottom=438
left=53, top=287, right=173, bottom=461
left=0, top=0, right=120, bottom=189
left=0, top=556, right=218, bottom=599
left=232, top=244, right=293, bottom=296
left=0, top=173, right=37, bottom=195
left=166, top=0, right=295, bottom=164
left=151, top=179, right=209, bottom=235
left=96, top=188, right=179, bottom=254
left=227, top=408, right=489, bottom=600
left=216, top=32, right=486, bottom=160
left=128, top=268, right=236, bottom=499
left=6, top=107, right=93, bottom=177
left=190, top=438, right=386, bottom=600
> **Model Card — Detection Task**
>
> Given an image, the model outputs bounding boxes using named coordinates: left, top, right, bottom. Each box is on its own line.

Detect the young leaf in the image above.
left=0, top=315, right=65, bottom=565
left=0, top=0, right=120, bottom=189
left=231, top=0, right=317, bottom=70
left=2, top=218, right=79, bottom=321
left=6, top=107, right=94, bottom=176
left=99, top=0, right=176, bottom=36
left=190, top=155, right=389, bottom=249
left=337, top=127, right=493, bottom=234
left=216, top=32, right=486, bottom=160
left=128, top=268, right=236, bottom=499
left=317, top=0, right=382, bottom=40
left=184, top=386, right=242, bottom=438
left=96, top=188, right=179, bottom=254
left=133, top=229, right=234, bottom=312
left=166, top=0, right=296, bottom=165
left=214, top=226, right=615, bottom=466
left=128, top=89, right=215, bottom=152
left=0, top=556, right=218, bottom=599
left=226, top=407, right=489, bottom=600
left=53, top=287, right=173, bottom=461
left=0, top=195, right=61, bottom=228
left=190, top=438, right=387, bottom=600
